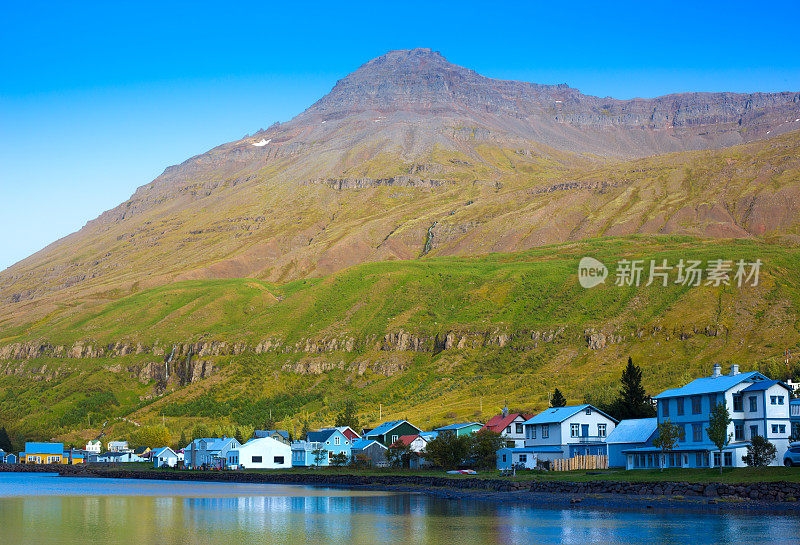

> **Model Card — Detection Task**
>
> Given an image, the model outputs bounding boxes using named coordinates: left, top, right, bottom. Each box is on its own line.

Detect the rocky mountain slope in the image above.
left=1, top=49, right=800, bottom=443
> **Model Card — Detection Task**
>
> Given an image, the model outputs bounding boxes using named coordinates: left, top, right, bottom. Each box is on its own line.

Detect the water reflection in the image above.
left=0, top=473, right=797, bottom=545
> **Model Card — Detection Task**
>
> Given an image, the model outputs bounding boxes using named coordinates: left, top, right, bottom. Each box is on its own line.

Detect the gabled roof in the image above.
left=254, top=430, right=290, bottom=439
left=522, top=405, right=617, bottom=425
left=366, top=420, right=417, bottom=437
left=481, top=413, right=532, bottom=433
left=741, top=379, right=792, bottom=393
left=435, top=422, right=482, bottom=431
left=24, top=442, right=64, bottom=455
left=605, top=418, right=658, bottom=444
left=307, top=429, right=338, bottom=443
left=395, top=435, right=420, bottom=446
left=192, top=437, right=236, bottom=451
left=152, top=447, right=177, bottom=457
left=419, top=431, right=438, bottom=440
left=351, top=439, right=387, bottom=451
left=653, top=371, right=767, bottom=399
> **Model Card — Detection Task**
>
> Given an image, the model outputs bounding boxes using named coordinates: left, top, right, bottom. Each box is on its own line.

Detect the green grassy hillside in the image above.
left=1, top=236, right=799, bottom=447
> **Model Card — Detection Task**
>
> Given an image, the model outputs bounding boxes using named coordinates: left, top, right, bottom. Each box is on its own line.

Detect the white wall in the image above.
left=228, top=438, right=291, bottom=469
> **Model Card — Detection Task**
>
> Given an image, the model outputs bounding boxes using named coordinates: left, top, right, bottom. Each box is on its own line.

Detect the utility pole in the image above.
left=379, top=404, right=382, bottom=421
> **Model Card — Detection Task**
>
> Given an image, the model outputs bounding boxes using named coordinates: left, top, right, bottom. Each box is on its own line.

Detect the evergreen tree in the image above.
left=0, top=427, right=13, bottom=453
left=300, top=420, right=311, bottom=441
left=550, top=389, right=567, bottom=407
left=235, top=427, right=245, bottom=445
left=616, top=357, right=656, bottom=419
left=179, top=430, right=188, bottom=449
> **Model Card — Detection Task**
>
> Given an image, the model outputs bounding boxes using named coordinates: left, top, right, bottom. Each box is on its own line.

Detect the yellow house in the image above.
left=21, top=443, right=65, bottom=464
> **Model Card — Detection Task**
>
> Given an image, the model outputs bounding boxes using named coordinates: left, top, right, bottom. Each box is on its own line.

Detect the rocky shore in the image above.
left=4, top=464, right=800, bottom=512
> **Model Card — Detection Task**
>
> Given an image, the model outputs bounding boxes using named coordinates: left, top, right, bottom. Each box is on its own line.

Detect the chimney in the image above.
left=712, top=363, right=721, bottom=378
left=730, top=364, right=740, bottom=376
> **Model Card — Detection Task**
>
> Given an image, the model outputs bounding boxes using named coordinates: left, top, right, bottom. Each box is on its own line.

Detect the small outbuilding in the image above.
left=496, top=447, right=539, bottom=470
left=605, top=418, right=658, bottom=468
left=152, top=447, right=179, bottom=468
left=350, top=439, right=387, bottom=467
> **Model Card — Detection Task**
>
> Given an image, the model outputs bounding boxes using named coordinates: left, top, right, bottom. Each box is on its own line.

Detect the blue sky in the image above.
left=1, top=1, right=798, bottom=271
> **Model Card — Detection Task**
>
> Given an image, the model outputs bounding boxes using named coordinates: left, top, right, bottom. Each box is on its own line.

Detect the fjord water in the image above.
left=0, top=473, right=796, bottom=544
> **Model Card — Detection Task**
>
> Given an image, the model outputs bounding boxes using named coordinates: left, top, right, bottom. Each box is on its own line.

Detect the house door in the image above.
left=581, top=424, right=589, bottom=437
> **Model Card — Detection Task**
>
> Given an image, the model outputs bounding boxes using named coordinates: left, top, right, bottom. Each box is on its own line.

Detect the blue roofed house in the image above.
left=291, top=428, right=352, bottom=467
left=434, top=423, right=483, bottom=438
left=152, top=447, right=179, bottom=468
left=522, top=405, right=617, bottom=462
left=20, top=442, right=65, bottom=464
left=605, top=418, right=658, bottom=468
left=365, top=421, right=422, bottom=447
left=350, top=439, right=388, bottom=467
left=185, top=437, right=241, bottom=469
left=626, top=364, right=792, bottom=469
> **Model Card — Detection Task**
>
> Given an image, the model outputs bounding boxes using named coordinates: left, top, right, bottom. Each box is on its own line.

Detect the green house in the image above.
left=365, top=420, right=422, bottom=447
left=435, top=422, right=483, bottom=437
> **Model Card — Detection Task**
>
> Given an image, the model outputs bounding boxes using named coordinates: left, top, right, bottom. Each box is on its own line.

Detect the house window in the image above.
left=780, top=425, right=786, bottom=434
left=662, top=400, right=669, bottom=417
left=779, top=397, right=785, bottom=405
left=516, top=424, right=523, bottom=434
left=570, top=423, right=580, bottom=438
left=519, top=454, right=527, bottom=463
left=733, top=394, right=743, bottom=412
left=771, top=396, right=777, bottom=405
left=506, top=426, right=511, bottom=433
left=691, top=396, right=701, bottom=415
left=749, top=396, right=757, bottom=412
left=750, top=425, right=759, bottom=438
left=334, top=437, right=341, bottom=445
left=598, top=424, right=606, bottom=437
left=391, top=435, right=398, bottom=445
left=502, top=454, right=507, bottom=463
left=676, top=398, right=684, bottom=416
left=677, top=424, right=685, bottom=442
left=724, top=452, right=733, bottom=466
left=252, top=456, right=263, bottom=463
left=772, top=424, right=779, bottom=434
left=793, top=422, right=800, bottom=438
left=585, top=408, right=592, bottom=415
left=542, top=425, right=549, bottom=439
left=713, top=452, right=721, bottom=467
left=734, top=424, right=744, bottom=441
left=274, top=456, right=284, bottom=464
left=692, top=423, right=702, bottom=442
left=530, top=426, right=536, bottom=439
left=695, top=452, right=703, bottom=467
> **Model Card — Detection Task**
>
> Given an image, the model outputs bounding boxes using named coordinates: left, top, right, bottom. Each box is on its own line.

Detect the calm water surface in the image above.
left=0, top=472, right=795, bottom=544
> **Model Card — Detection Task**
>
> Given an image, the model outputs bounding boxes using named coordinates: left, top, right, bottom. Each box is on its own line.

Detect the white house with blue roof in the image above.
left=625, top=364, right=792, bottom=469
left=522, top=405, right=617, bottom=461
left=605, top=418, right=658, bottom=468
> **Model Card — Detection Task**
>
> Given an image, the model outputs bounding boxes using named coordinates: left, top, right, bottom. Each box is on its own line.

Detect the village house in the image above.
left=227, top=437, right=291, bottom=469
left=435, top=422, right=483, bottom=437
left=319, top=426, right=360, bottom=441
left=496, top=447, right=539, bottom=470
left=605, top=418, right=658, bottom=468
left=107, top=441, right=131, bottom=453
left=2, top=451, right=17, bottom=464
left=94, top=451, right=144, bottom=463
left=152, top=447, right=179, bottom=468
left=394, top=434, right=434, bottom=468
left=481, top=408, right=533, bottom=447
left=291, top=428, right=351, bottom=467
left=253, top=430, right=292, bottom=446
left=365, top=421, right=421, bottom=447
left=522, top=405, right=617, bottom=461
left=790, top=399, right=800, bottom=439
left=350, top=439, right=387, bottom=467
left=626, top=364, right=792, bottom=469
left=85, top=439, right=102, bottom=454
left=185, top=437, right=241, bottom=469
left=20, top=443, right=65, bottom=464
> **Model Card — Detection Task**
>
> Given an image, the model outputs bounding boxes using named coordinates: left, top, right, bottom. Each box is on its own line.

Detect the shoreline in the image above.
left=4, top=464, right=800, bottom=514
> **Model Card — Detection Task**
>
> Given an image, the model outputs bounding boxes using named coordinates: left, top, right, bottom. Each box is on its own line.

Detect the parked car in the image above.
left=784, top=444, right=800, bottom=467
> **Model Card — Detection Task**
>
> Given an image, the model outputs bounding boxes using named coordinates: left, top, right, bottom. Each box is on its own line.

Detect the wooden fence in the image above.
left=551, top=454, right=608, bottom=472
